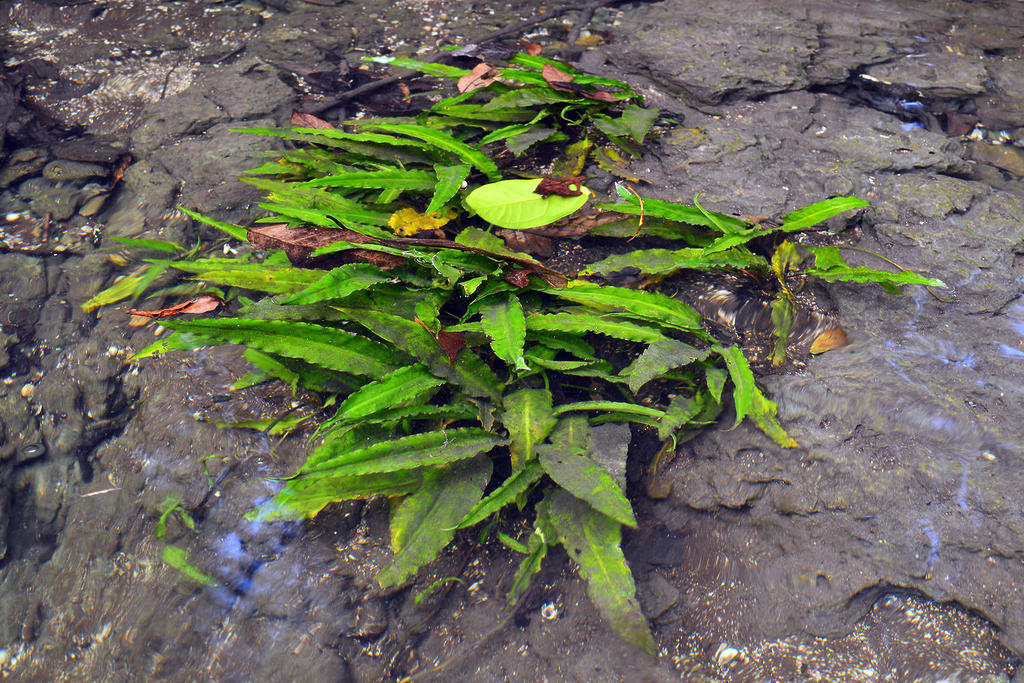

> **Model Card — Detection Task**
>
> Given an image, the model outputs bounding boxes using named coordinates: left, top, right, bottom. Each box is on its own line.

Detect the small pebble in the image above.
left=20, top=383, right=34, bottom=399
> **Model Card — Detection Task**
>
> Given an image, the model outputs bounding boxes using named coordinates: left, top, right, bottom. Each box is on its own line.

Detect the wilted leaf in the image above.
left=535, top=176, right=586, bottom=197
left=502, top=388, right=557, bottom=468
left=247, top=223, right=374, bottom=265
left=436, top=329, right=466, bottom=367
left=376, top=456, right=492, bottom=587
left=496, top=229, right=553, bottom=258
left=519, top=40, right=542, bottom=56
left=290, top=111, right=335, bottom=129
left=503, top=269, right=531, bottom=287
left=389, top=207, right=457, bottom=236
left=126, top=294, right=222, bottom=319
left=810, top=327, right=848, bottom=354
left=542, top=490, right=655, bottom=654
left=458, top=62, right=501, bottom=93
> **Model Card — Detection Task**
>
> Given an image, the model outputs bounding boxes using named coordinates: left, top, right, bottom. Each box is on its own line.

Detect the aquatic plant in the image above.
left=89, top=49, right=943, bottom=654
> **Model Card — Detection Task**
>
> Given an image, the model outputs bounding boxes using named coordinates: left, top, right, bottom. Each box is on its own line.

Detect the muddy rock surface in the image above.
left=3, top=0, right=1024, bottom=681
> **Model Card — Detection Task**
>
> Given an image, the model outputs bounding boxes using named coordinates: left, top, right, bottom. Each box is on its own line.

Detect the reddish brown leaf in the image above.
left=457, top=62, right=501, bottom=93
left=503, top=269, right=531, bottom=287
left=350, top=249, right=407, bottom=270
left=534, top=176, right=586, bottom=197
left=289, top=111, right=335, bottom=129
left=496, top=229, right=553, bottom=258
left=127, top=294, right=222, bottom=319
left=540, top=63, right=619, bottom=102
left=247, top=224, right=372, bottom=265
left=107, top=154, right=131, bottom=192
left=436, top=330, right=466, bottom=367
left=519, top=40, right=542, bottom=56
left=541, top=210, right=633, bottom=238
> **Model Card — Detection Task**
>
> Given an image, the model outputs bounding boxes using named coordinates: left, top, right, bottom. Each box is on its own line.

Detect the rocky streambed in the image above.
left=2, top=0, right=1024, bottom=680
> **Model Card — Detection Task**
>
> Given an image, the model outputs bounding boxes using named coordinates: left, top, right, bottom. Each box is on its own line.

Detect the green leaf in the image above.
left=705, top=366, right=727, bottom=404
left=365, top=122, right=500, bottom=181
left=717, top=345, right=754, bottom=429
left=189, top=267, right=323, bottom=294
left=547, top=282, right=704, bottom=333
left=479, top=294, right=529, bottom=371
left=803, top=246, right=945, bottom=291
left=478, top=123, right=534, bottom=146
left=363, top=55, right=471, bottom=79
left=82, top=263, right=167, bottom=311
left=427, top=164, right=471, bottom=214
left=457, top=459, right=545, bottom=529
left=302, top=169, right=436, bottom=191
left=250, top=470, right=423, bottom=521
left=335, top=308, right=503, bottom=401
left=526, top=312, right=666, bottom=344
left=300, top=427, right=505, bottom=478
left=162, top=546, right=216, bottom=586
left=507, top=526, right=548, bottom=605
left=155, top=496, right=182, bottom=539
left=161, top=318, right=400, bottom=378
left=748, top=388, right=799, bottom=448
left=502, top=388, right=557, bottom=468
left=110, top=236, right=184, bottom=253
left=282, top=263, right=393, bottom=305
left=597, top=192, right=748, bottom=232
left=542, top=490, right=655, bottom=654
left=582, top=247, right=767, bottom=278
left=619, top=106, right=659, bottom=143
left=777, top=196, right=870, bottom=233
left=619, top=338, right=711, bottom=392
left=376, top=456, right=492, bottom=587
left=553, top=401, right=665, bottom=423
left=537, top=417, right=636, bottom=528
left=180, top=208, right=249, bottom=241
left=465, top=178, right=591, bottom=230
left=506, top=127, right=565, bottom=156
left=333, top=364, right=444, bottom=423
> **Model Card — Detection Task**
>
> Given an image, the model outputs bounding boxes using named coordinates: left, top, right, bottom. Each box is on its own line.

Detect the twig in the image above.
left=306, top=0, right=620, bottom=117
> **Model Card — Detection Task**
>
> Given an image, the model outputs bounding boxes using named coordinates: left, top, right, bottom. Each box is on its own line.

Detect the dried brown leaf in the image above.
left=519, top=40, right=542, bottom=56
left=534, top=176, right=586, bottom=197
left=540, top=63, right=618, bottom=102
left=503, top=269, right=531, bottom=288
left=289, top=111, right=335, bottom=129
left=127, top=294, right=222, bottom=319
left=457, top=62, right=501, bottom=93
left=496, top=229, right=553, bottom=258
left=436, top=330, right=466, bottom=367
left=247, top=224, right=372, bottom=265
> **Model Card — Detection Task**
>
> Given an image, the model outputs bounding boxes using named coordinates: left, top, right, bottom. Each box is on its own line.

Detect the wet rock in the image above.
left=863, top=49, right=989, bottom=99
left=131, top=90, right=227, bottom=154
left=610, top=0, right=817, bottom=107
left=102, top=160, right=180, bottom=239
left=636, top=572, right=679, bottom=619
left=971, top=141, right=1024, bottom=178
left=980, top=56, right=1024, bottom=129
left=17, top=177, right=81, bottom=221
left=250, top=10, right=359, bottom=67
left=201, top=56, right=296, bottom=121
left=158, top=119, right=283, bottom=216
left=0, top=149, right=47, bottom=189
left=42, top=160, right=107, bottom=183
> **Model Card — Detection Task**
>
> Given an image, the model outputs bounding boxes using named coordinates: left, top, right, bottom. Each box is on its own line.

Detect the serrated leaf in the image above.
left=582, top=247, right=767, bottom=277
left=548, top=282, right=704, bottom=333
left=803, top=246, right=945, bottom=291
left=777, top=196, right=870, bottom=232
left=619, top=338, right=711, bottom=392
left=480, top=294, right=529, bottom=371
left=542, top=490, right=655, bottom=654
left=537, top=418, right=636, bottom=528
left=502, top=388, right=557, bottom=468
left=363, top=55, right=471, bottom=79
left=465, top=178, right=591, bottom=230
left=82, top=263, right=167, bottom=311
left=110, top=236, right=184, bottom=253
left=334, top=364, right=444, bottom=422
left=365, top=122, right=500, bottom=180
left=717, top=345, right=754, bottom=429
left=748, top=388, right=798, bottom=448
left=705, top=366, right=727, bottom=404
left=526, top=312, right=666, bottom=344
left=597, top=193, right=748, bottom=232
left=457, top=459, right=544, bottom=529
left=299, top=427, right=505, bottom=478
left=427, top=164, right=471, bottom=214
left=189, top=267, right=323, bottom=294
left=376, top=456, right=492, bottom=587
left=180, top=207, right=249, bottom=241
left=505, top=127, right=565, bottom=155
left=335, top=308, right=503, bottom=400
left=553, top=401, right=665, bottom=423
left=249, top=469, right=423, bottom=522
left=302, top=169, right=436, bottom=190
left=282, top=263, right=393, bottom=305
left=507, top=527, right=548, bottom=605
left=620, top=106, right=659, bottom=143
left=161, top=318, right=400, bottom=378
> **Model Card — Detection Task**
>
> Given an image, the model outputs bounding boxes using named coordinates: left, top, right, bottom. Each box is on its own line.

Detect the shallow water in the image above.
left=2, top=0, right=1024, bottom=680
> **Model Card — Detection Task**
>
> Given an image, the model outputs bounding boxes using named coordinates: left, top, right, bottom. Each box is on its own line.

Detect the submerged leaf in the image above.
left=542, top=490, right=655, bottom=654
left=479, top=294, right=529, bottom=371
left=465, top=179, right=591, bottom=230
left=376, top=456, right=492, bottom=587
left=126, top=294, right=222, bottom=319
left=502, top=388, right=557, bottom=468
